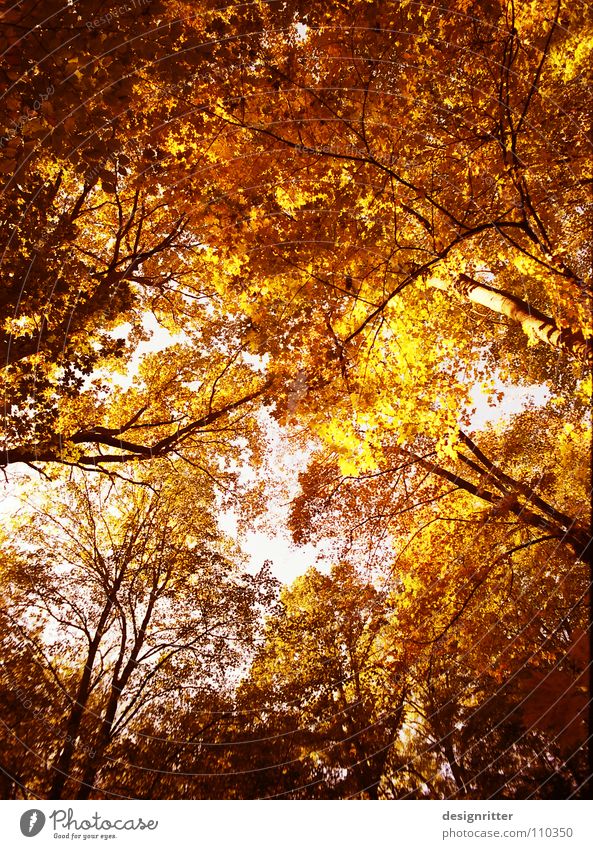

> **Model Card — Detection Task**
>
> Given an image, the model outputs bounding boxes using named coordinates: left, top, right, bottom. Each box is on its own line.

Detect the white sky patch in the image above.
left=218, top=502, right=334, bottom=583
left=243, top=527, right=331, bottom=584
left=218, top=409, right=335, bottom=583
left=467, top=378, right=551, bottom=430
left=294, top=22, right=309, bottom=42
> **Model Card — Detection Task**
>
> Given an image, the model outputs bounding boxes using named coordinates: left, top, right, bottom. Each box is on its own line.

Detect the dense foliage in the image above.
left=0, top=0, right=591, bottom=799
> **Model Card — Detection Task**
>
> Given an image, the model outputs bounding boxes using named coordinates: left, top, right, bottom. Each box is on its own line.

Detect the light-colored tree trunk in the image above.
left=429, top=273, right=592, bottom=365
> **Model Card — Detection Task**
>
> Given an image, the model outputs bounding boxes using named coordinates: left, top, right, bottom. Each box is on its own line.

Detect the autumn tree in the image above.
left=0, top=602, right=66, bottom=799
left=2, top=0, right=590, bottom=469
left=223, top=564, right=407, bottom=799
left=388, top=632, right=587, bottom=799
left=1, top=0, right=279, bottom=470
left=1, top=0, right=591, bottom=802
left=207, top=0, right=592, bottom=374
left=0, top=468, right=278, bottom=799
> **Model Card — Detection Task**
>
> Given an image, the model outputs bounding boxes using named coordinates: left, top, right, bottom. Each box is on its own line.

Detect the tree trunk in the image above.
left=74, top=695, right=118, bottom=800
left=430, top=274, right=592, bottom=364
left=442, top=737, right=468, bottom=797
left=49, top=626, right=108, bottom=798
left=586, top=542, right=593, bottom=799
left=48, top=571, right=125, bottom=799
left=585, top=421, right=593, bottom=799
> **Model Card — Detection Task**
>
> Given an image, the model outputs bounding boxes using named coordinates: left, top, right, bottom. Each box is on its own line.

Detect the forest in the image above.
left=0, top=0, right=591, bottom=800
